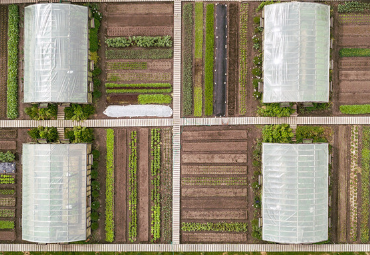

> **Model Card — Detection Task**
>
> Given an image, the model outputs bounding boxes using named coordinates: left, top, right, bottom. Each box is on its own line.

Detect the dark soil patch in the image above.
left=107, top=15, right=173, bottom=27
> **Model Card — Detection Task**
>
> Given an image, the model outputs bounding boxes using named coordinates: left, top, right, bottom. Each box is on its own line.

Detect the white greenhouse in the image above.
left=24, top=4, right=89, bottom=103
left=263, top=2, right=330, bottom=103
left=22, top=144, right=90, bottom=243
left=262, top=143, right=328, bottom=244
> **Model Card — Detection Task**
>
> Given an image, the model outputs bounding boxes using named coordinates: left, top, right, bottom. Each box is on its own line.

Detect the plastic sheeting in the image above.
left=263, top=3, right=330, bottom=103
left=22, top=144, right=87, bottom=243
left=0, top=163, right=16, bottom=173
left=24, top=4, right=88, bottom=103
left=103, top=105, right=173, bottom=117
left=262, top=143, right=328, bottom=244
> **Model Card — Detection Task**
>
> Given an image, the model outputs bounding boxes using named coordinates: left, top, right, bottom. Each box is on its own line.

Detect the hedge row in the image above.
left=204, top=4, right=215, bottom=116
left=90, top=18, right=101, bottom=52
left=106, top=49, right=173, bottom=60
left=138, top=94, right=172, bottom=105
left=182, top=3, right=194, bottom=116
left=105, top=83, right=171, bottom=88
left=106, top=88, right=173, bottom=94
left=105, top=129, right=114, bottom=242
left=7, top=5, right=19, bottom=120
left=105, top=36, right=172, bottom=48
left=339, top=48, right=370, bottom=57
left=340, top=105, right=370, bottom=114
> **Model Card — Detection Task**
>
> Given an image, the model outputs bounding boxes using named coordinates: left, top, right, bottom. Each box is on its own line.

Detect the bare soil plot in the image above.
left=107, top=15, right=173, bottom=27
left=182, top=232, right=247, bottom=243
left=107, top=3, right=173, bottom=15
left=0, top=231, right=15, bottom=241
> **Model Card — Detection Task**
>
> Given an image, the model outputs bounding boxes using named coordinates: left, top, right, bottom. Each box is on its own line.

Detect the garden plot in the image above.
left=106, top=127, right=172, bottom=243
left=181, top=126, right=258, bottom=244
left=0, top=6, right=7, bottom=119
left=104, top=3, right=174, bottom=110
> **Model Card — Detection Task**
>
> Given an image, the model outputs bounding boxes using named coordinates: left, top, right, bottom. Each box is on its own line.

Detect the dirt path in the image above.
left=338, top=125, right=349, bottom=242
left=138, top=128, right=149, bottom=242
left=114, top=129, right=127, bottom=243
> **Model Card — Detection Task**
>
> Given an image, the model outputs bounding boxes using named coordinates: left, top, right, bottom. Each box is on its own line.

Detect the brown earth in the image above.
left=107, top=15, right=173, bottom=27
left=182, top=141, right=247, bottom=152
left=107, top=27, right=173, bottom=37
left=0, top=231, right=15, bottom=241
left=181, top=198, right=247, bottom=209
left=182, top=232, right=247, bottom=243
left=107, top=3, right=173, bottom=15
left=182, top=209, right=247, bottom=220
left=0, top=141, right=16, bottom=150
left=0, top=6, right=7, bottom=119
left=182, top=153, right=247, bottom=164
left=182, top=129, right=248, bottom=140
left=181, top=165, right=247, bottom=175
left=107, top=95, right=139, bottom=105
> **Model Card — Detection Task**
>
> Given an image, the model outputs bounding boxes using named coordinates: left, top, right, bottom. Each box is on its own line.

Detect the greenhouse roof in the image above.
left=24, top=4, right=88, bottom=103
left=22, top=144, right=87, bottom=243
left=262, top=143, right=328, bottom=244
left=263, top=2, right=330, bottom=103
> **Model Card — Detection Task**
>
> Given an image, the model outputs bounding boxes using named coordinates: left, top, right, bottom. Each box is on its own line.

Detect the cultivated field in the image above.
left=0, top=6, right=7, bottom=119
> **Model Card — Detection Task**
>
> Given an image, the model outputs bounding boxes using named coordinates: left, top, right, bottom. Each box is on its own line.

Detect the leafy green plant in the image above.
left=296, top=126, right=328, bottom=143
left=253, top=16, right=260, bottom=24
left=256, top=1, right=279, bottom=12
left=338, top=2, right=370, bottom=13
left=106, top=88, right=172, bottom=94
left=0, top=175, right=15, bottom=184
left=7, top=5, right=19, bottom=119
left=181, top=222, right=247, bottom=232
left=262, top=124, right=294, bottom=143
left=0, top=220, right=14, bottom=229
left=0, top=151, right=15, bottom=162
left=0, top=209, right=15, bottom=218
left=138, top=94, right=172, bottom=105
left=182, top=3, right=194, bottom=116
left=257, top=104, right=293, bottom=117
left=0, top=190, right=15, bottom=195
left=105, top=36, right=172, bottom=48
left=361, top=127, right=370, bottom=242
left=106, top=49, right=173, bottom=59
left=195, top=3, right=204, bottom=59
left=105, top=129, right=114, bottom=242
left=92, top=201, right=100, bottom=210
left=65, top=126, right=94, bottom=143
left=25, top=104, right=57, bottom=120
left=150, top=129, right=161, bottom=242
left=129, top=131, right=138, bottom=242
left=205, top=4, right=214, bottom=116
left=105, top=83, right=171, bottom=88
left=340, top=104, right=370, bottom=114
left=239, top=3, right=249, bottom=115
left=64, top=104, right=95, bottom=121
left=90, top=18, right=100, bottom=52
left=339, top=48, right=370, bottom=57
left=28, top=126, right=59, bottom=143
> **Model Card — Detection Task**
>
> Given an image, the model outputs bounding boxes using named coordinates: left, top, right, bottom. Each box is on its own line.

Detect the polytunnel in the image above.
left=262, top=143, right=328, bottom=244
left=24, top=4, right=89, bottom=103
left=263, top=2, right=330, bottom=103
left=22, top=144, right=88, bottom=243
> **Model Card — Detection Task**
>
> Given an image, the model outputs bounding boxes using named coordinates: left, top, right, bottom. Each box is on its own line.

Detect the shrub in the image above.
left=91, top=212, right=99, bottom=221
left=92, top=161, right=98, bottom=170
left=253, top=91, right=262, bottom=100
left=64, top=104, right=95, bottom=121
left=92, top=190, right=99, bottom=198
left=251, top=219, right=262, bottom=239
left=262, top=124, right=294, bottom=143
left=105, top=83, right=171, bottom=88
left=105, top=129, right=115, bottom=242
left=253, top=79, right=260, bottom=90
left=92, top=68, right=102, bottom=77
left=93, top=78, right=101, bottom=87
left=253, top=16, right=260, bottom=24
left=205, top=4, right=215, bottom=116
left=93, top=91, right=102, bottom=100
left=138, top=94, right=172, bottom=105
left=252, top=67, right=262, bottom=77
left=91, top=222, right=99, bottom=231
left=7, top=5, right=19, bottom=119
left=340, top=105, right=370, bottom=114
left=92, top=180, right=100, bottom=191
left=253, top=55, right=262, bottom=66
left=92, top=149, right=100, bottom=159
left=28, top=126, right=59, bottom=143
left=91, top=201, right=100, bottom=210
left=66, top=126, right=94, bottom=143
left=339, top=48, right=370, bottom=57
left=338, top=2, right=370, bottom=13
left=257, top=103, right=294, bottom=117
left=25, top=104, right=57, bottom=120
left=91, top=170, right=98, bottom=179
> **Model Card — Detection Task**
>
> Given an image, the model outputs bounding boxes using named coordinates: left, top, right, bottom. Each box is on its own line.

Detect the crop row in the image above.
left=183, top=165, right=246, bottom=175
left=338, top=1, right=370, bottom=13
left=0, top=189, right=14, bottom=195
left=0, top=175, right=14, bottom=184
left=0, top=209, right=14, bottom=217
left=0, top=220, right=14, bottom=229
left=0, top=197, right=15, bottom=207
left=361, top=127, right=370, bottom=242
left=340, top=104, right=370, bottom=114
left=150, top=128, right=161, bottom=242
left=194, top=2, right=204, bottom=117
left=105, top=36, right=172, bottom=48
left=181, top=222, right=248, bottom=232
left=107, top=62, right=147, bottom=70
left=138, top=94, right=172, bottom=105
left=161, top=128, right=172, bottom=243
left=262, top=124, right=294, bottom=143
left=339, top=48, right=370, bottom=57
left=182, top=3, right=194, bottom=116
left=350, top=125, right=359, bottom=242
left=7, top=5, right=19, bottom=120
left=238, top=3, right=248, bottom=115
left=181, top=176, right=247, bottom=186
left=105, top=83, right=171, bottom=89
left=204, top=4, right=215, bottom=116
left=0, top=151, right=15, bottom=162
left=257, top=103, right=293, bottom=117
left=106, top=88, right=173, bottom=94
left=106, top=49, right=173, bottom=60
left=129, top=131, right=138, bottom=243
left=107, top=72, right=171, bottom=82
left=105, top=129, right=115, bottom=242
left=338, top=14, right=370, bottom=24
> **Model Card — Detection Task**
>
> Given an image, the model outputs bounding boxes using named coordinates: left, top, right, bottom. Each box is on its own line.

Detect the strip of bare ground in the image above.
left=107, top=3, right=173, bottom=15
left=114, top=129, right=127, bottom=242
left=138, top=128, right=149, bottom=242
left=182, top=130, right=248, bottom=140
left=182, top=165, right=247, bottom=175
left=182, top=153, right=247, bottom=164
left=182, top=232, right=247, bottom=243
left=339, top=58, right=370, bottom=69
left=182, top=141, right=247, bottom=152
left=182, top=187, right=247, bottom=197
left=181, top=198, right=247, bottom=209
left=107, top=15, right=174, bottom=27
left=339, top=71, right=370, bottom=80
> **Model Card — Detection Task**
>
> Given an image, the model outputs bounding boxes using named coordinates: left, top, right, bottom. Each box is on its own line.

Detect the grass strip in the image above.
left=182, top=3, right=194, bottom=116
left=361, top=127, right=370, bottom=242
left=138, top=94, right=172, bottom=105
left=7, top=5, right=19, bottom=119
left=340, top=105, right=370, bottom=114
left=105, top=129, right=114, bottom=242
left=181, top=222, right=247, bottom=232
left=129, top=131, right=138, bottom=242
left=106, top=49, right=173, bottom=59
left=105, top=83, right=171, bottom=88
left=339, top=48, right=370, bottom=57
left=204, top=4, right=214, bottom=116
left=106, top=88, right=172, bottom=94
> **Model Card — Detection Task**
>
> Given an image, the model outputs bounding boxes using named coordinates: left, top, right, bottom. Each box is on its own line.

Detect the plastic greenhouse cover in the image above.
left=263, top=2, right=330, bottom=103
left=103, top=105, right=173, bottom=118
left=22, top=144, right=87, bottom=243
left=24, top=4, right=88, bottom=103
left=262, top=143, right=328, bottom=244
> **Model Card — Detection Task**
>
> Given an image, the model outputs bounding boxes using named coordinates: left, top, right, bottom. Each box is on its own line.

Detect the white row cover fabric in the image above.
left=262, top=143, right=328, bottom=244
left=24, top=4, right=88, bottom=103
left=22, top=144, right=87, bottom=243
left=263, top=2, right=330, bottom=103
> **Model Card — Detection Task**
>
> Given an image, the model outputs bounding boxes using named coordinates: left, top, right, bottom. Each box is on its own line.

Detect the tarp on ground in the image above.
left=24, top=4, right=88, bottom=103
left=263, top=2, right=330, bottom=103
left=0, top=163, right=16, bottom=173
left=22, top=144, right=87, bottom=243
left=262, top=143, right=328, bottom=244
